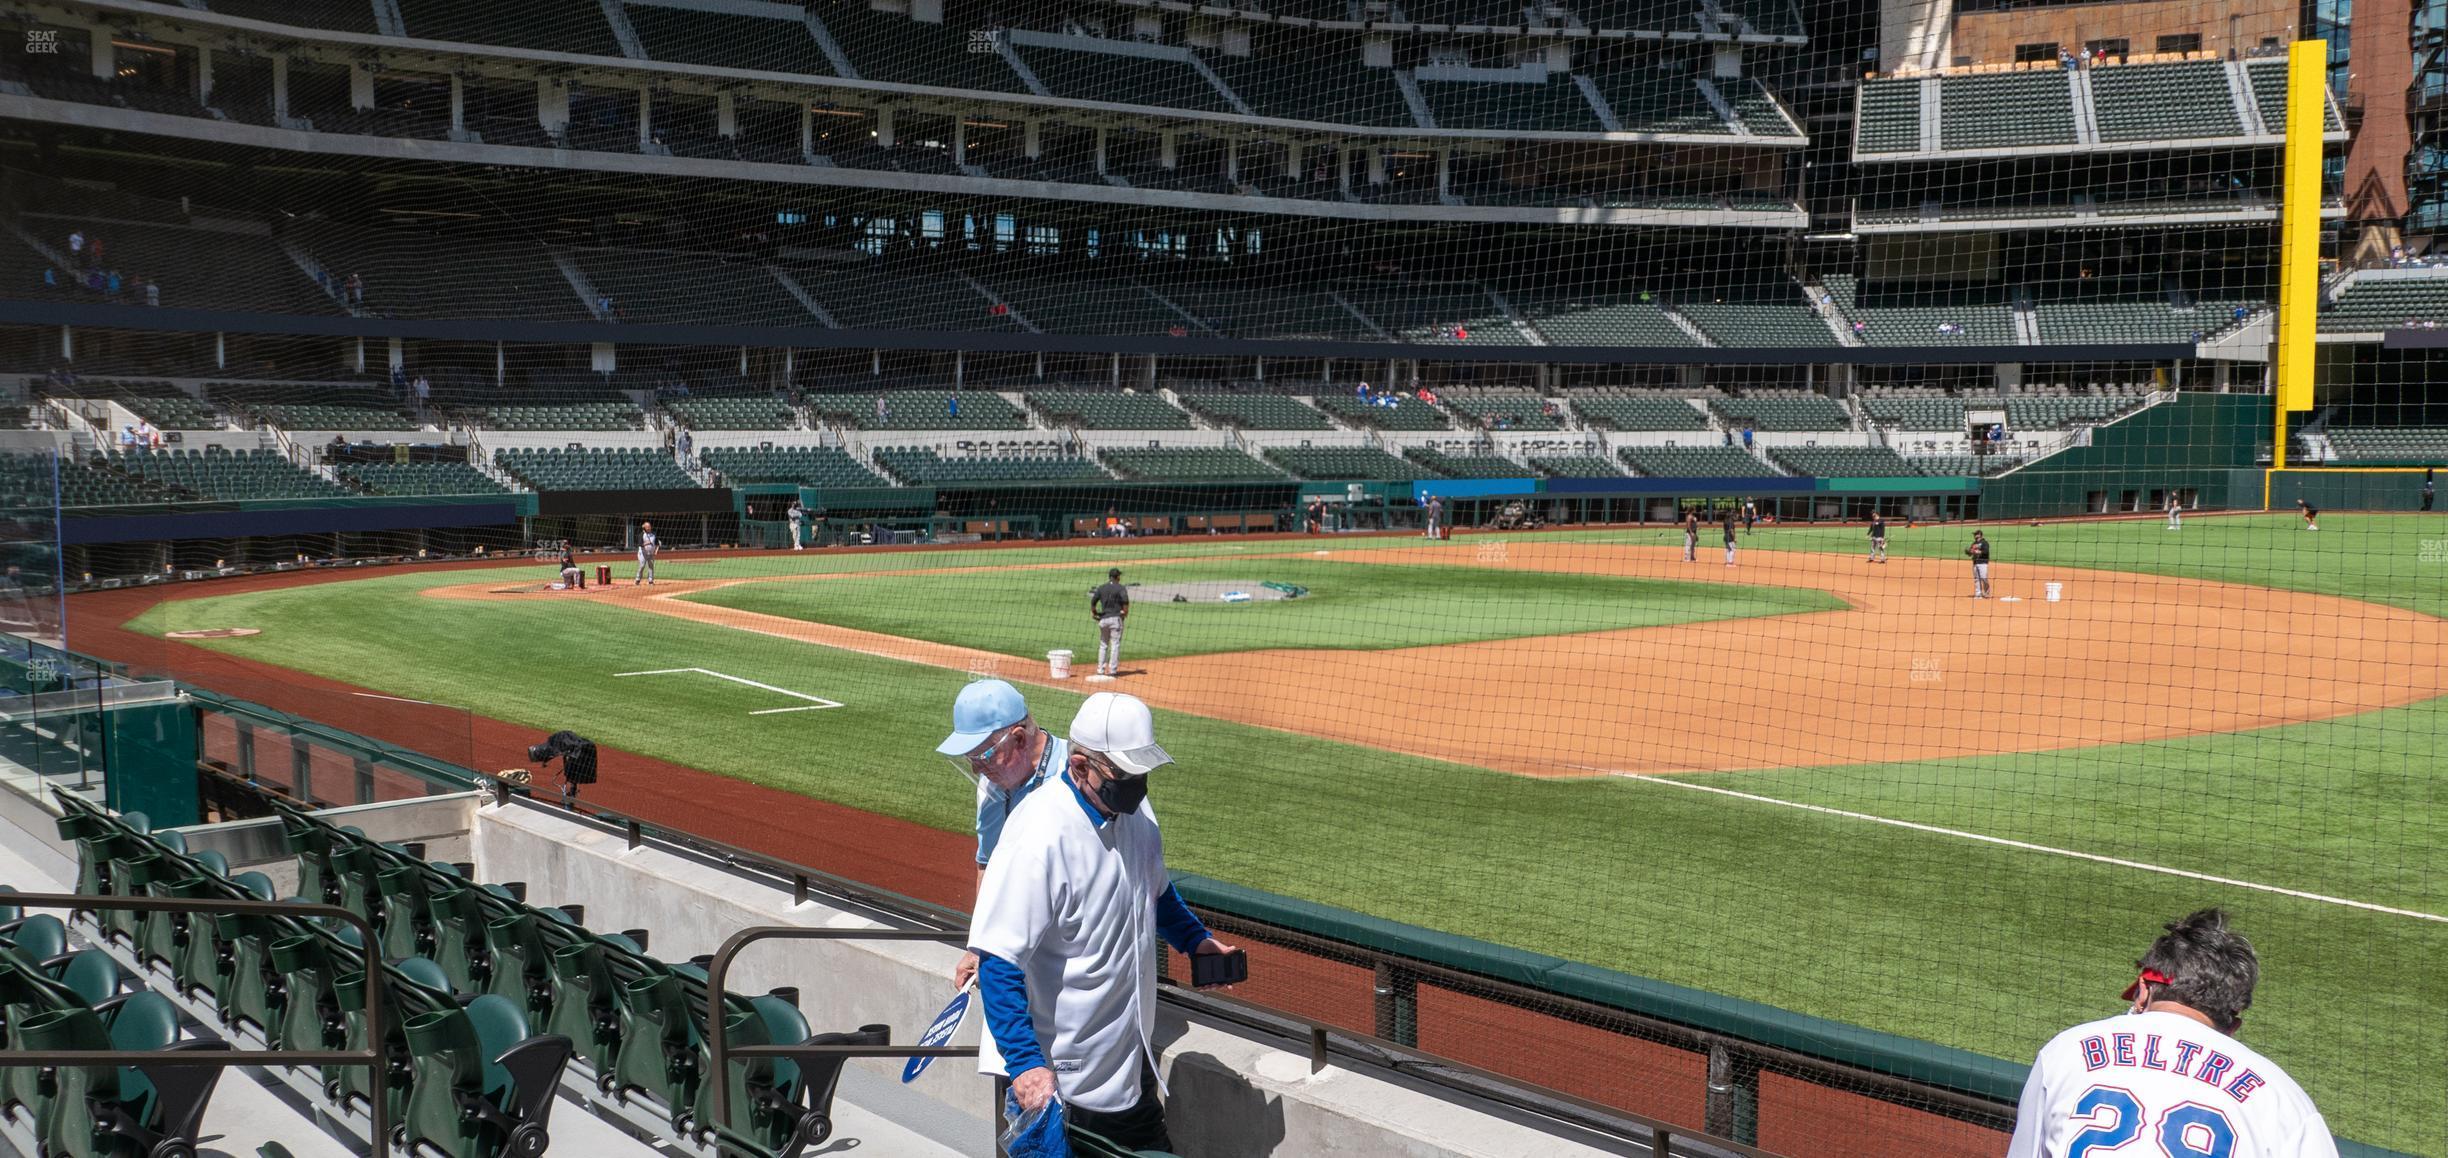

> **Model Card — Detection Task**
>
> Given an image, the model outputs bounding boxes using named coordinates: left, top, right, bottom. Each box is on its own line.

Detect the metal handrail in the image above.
left=701, top=926, right=976, bottom=1132
left=0, top=891, right=391, bottom=1156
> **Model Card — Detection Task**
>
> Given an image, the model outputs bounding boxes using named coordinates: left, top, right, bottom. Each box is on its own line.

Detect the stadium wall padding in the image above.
left=1978, top=395, right=2270, bottom=518
left=2263, top=468, right=2443, bottom=511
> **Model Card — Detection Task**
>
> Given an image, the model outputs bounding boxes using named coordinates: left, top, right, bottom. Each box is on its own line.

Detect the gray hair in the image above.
left=2136, top=908, right=2259, bottom=1033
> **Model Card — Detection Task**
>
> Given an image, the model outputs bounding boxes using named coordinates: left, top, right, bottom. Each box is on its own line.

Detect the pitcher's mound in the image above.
left=1132, top=580, right=1306, bottom=604
left=165, top=628, right=261, bottom=639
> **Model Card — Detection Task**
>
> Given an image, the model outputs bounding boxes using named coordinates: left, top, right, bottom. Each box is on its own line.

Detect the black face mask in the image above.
left=1090, top=770, right=1148, bottom=816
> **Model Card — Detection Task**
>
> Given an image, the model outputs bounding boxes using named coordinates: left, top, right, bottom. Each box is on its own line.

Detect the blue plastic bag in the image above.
left=1000, top=1089, right=1071, bottom=1158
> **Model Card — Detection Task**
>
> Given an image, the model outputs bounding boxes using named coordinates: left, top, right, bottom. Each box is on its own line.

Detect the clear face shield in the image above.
left=946, top=724, right=1024, bottom=789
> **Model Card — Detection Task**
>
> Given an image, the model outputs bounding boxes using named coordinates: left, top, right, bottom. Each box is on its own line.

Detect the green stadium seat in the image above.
left=340, top=462, right=509, bottom=496
left=1571, top=395, right=1711, bottom=431
left=1528, top=455, right=1624, bottom=477
left=1403, top=448, right=1525, bottom=478
left=1100, top=448, right=1288, bottom=481
left=698, top=447, right=889, bottom=488
left=495, top=449, right=698, bottom=491
left=1938, top=70, right=2075, bottom=151
left=1767, top=446, right=1920, bottom=476
left=874, top=448, right=1109, bottom=484
left=1266, top=447, right=1440, bottom=480
left=2090, top=61, right=2241, bottom=142
left=1175, top=394, right=1332, bottom=431
left=665, top=397, right=798, bottom=430
left=1440, top=393, right=1561, bottom=431
left=1312, top=394, right=1451, bottom=431
left=1028, top=391, right=1194, bottom=430
left=1709, top=396, right=1850, bottom=432
left=1618, top=445, right=1782, bottom=477
left=807, top=392, right=1029, bottom=431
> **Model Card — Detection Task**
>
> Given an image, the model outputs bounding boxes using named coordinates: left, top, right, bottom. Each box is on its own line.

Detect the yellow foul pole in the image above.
left=2271, top=37, right=2328, bottom=493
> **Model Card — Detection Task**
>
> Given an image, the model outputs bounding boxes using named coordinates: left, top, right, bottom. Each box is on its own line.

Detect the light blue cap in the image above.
left=937, top=679, right=1028, bottom=756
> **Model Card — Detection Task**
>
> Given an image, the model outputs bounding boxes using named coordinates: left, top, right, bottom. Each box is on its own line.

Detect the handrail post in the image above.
left=703, top=925, right=974, bottom=1132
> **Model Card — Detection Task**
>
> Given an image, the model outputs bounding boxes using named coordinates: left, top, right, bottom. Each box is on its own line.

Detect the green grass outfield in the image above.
left=678, top=557, right=1840, bottom=660
left=127, top=521, right=2448, bottom=1151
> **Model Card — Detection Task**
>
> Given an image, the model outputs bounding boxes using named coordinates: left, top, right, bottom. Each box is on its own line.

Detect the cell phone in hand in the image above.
left=1189, top=948, right=1248, bottom=989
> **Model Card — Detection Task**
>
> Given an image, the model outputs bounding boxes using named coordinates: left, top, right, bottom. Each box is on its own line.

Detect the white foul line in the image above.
left=613, top=668, right=843, bottom=714
left=1599, top=770, right=2448, bottom=925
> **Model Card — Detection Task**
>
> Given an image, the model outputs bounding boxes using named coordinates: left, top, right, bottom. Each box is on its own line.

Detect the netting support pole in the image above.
left=1704, top=1043, right=1760, bottom=1144
left=1372, top=962, right=1418, bottom=1047
left=290, top=733, right=313, bottom=805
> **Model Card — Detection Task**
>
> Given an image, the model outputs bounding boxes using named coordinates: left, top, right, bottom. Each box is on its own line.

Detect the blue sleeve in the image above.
left=1154, top=883, right=1210, bottom=956
left=975, top=954, right=1047, bottom=1076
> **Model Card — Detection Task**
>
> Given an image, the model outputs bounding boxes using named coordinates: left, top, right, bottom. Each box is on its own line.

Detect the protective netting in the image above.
left=3, top=0, right=2446, bottom=1153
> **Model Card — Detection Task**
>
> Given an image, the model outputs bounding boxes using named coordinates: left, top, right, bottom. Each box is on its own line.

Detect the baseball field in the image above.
left=105, top=515, right=2448, bottom=1152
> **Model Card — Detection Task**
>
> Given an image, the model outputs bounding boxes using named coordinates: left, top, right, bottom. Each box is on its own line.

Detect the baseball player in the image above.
left=1424, top=494, right=1444, bottom=539
left=1090, top=568, right=1130, bottom=678
left=1868, top=511, right=1888, bottom=563
left=2424, top=469, right=2436, bottom=512
left=968, top=693, right=1237, bottom=1152
left=1965, top=530, right=1991, bottom=598
left=1683, top=509, right=1699, bottom=562
left=2298, top=498, right=2319, bottom=531
left=1721, top=509, right=1738, bottom=567
left=2005, top=908, right=2338, bottom=1158
left=935, top=679, right=1068, bottom=995
left=2166, top=493, right=2183, bottom=531
left=634, top=521, right=658, bottom=585
left=787, top=500, right=806, bottom=550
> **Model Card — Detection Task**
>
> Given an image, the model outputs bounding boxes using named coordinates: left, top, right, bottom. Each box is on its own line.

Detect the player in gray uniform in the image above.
left=787, top=501, right=806, bottom=550
left=634, top=521, right=658, bottom=586
left=1091, top=568, right=1130, bottom=677
left=1966, top=530, right=1991, bottom=598
left=1683, top=510, right=1699, bottom=562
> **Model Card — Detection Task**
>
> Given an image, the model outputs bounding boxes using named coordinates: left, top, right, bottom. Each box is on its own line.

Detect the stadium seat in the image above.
left=807, top=392, right=1029, bottom=431
left=1312, top=394, right=1450, bottom=431
left=1937, top=71, right=2075, bottom=150
left=1100, top=448, right=1287, bottom=481
left=495, top=449, right=697, bottom=491
left=341, top=462, right=510, bottom=496
left=1266, top=447, right=1440, bottom=480
left=1767, top=446, right=1921, bottom=477
left=1440, top=392, right=1561, bottom=430
left=1174, top=394, right=1332, bottom=431
left=400, top=994, right=572, bottom=1158
left=1403, top=448, right=1525, bottom=477
left=698, top=447, right=889, bottom=487
left=1618, top=445, right=1782, bottom=477
left=2090, top=61, right=2241, bottom=142
left=665, top=396, right=799, bottom=430
left=1028, top=391, right=1194, bottom=430
left=1571, top=395, right=1711, bottom=431
left=1527, top=454, right=1624, bottom=477
left=874, top=448, right=1110, bottom=484
left=1709, top=396, right=1850, bottom=432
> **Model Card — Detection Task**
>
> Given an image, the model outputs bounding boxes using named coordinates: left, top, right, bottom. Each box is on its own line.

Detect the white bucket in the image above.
left=2044, top=582, right=2064, bottom=603
left=1048, top=649, right=1074, bottom=679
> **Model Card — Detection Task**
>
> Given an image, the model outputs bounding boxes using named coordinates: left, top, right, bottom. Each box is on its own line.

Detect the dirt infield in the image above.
left=433, top=541, right=2448, bottom=778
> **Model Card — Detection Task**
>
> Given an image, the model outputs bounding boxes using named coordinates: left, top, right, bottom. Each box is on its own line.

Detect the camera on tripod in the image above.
left=525, top=730, right=598, bottom=805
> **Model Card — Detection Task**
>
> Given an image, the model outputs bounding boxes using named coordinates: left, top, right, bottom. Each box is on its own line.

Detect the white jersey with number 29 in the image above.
left=2006, top=1011, right=2337, bottom=1158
